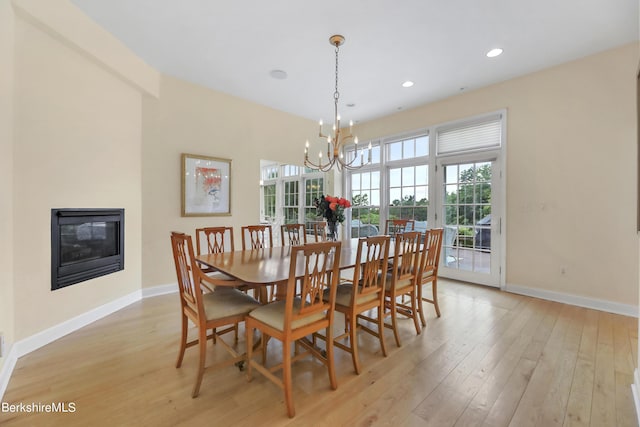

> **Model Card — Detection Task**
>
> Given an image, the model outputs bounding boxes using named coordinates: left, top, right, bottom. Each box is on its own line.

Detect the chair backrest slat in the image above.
left=418, top=228, right=444, bottom=276
left=281, top=223, right=307, bottom=246
left=286, top=241, right=341, bottom=324
left=385, top=219, right=416, bottom=236
left=171, top=232, right=205, bottom=319
left=389, top=231, right=421, bottom=287
left=195, top=226, right=235, bottom=256
left=354, top=236, right=390, bottom=300
left=241, top=225, right=273, bottom=250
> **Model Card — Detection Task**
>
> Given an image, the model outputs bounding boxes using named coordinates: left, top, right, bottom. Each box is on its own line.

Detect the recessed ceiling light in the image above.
left=346, top=103, right=356, bottom=107
left=402, top=81, right=414, bottom=88
left=486, top=48, right=503, bottom=58
left=269, top=69, right=288, bottom=79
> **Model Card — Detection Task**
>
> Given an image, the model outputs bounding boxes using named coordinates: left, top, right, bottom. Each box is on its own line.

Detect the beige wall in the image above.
left=1, top=0, right=637, bottom=359
left=354, top=43, right=639, bottom=306
left=7, top=0, right=159, bottom=341
left=0, top=0, right=16, bottom=368
left=141, top=76, right=317, bottom=287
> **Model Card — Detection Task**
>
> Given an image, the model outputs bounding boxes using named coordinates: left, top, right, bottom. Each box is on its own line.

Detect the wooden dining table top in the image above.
left=195, top=238, right=369, bottom=285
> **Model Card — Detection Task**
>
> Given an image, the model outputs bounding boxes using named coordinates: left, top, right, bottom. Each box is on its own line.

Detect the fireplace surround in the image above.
left=51, top=208, right=125, bottom=290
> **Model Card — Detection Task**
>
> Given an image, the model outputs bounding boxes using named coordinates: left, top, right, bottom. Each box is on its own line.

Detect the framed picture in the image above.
left=181, top=153, right=231, bottom=216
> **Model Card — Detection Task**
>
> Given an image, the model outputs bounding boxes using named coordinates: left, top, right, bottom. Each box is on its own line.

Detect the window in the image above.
left=346, top=143, right=381, bottom=167
left=283, top=180, right=299, bottom=224
left=388, top=164, right=428, bottom=222
left=304, top=177, right=324, bottom=223
left=260, top=163, right=324, bottom=227
left=437, top=117, right=501, bottom=155
left=350, top=170, right=381, bottom=237
left=262, top=184, right=276, bottom=221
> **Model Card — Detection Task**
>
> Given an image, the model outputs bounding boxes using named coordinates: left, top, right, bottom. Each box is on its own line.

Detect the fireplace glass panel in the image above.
left=60, top=222, right=118, bottom=265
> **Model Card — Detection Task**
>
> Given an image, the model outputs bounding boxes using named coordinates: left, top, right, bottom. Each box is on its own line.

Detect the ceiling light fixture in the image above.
left=304, top=35, right=371, bottom=172
left=402, top=81, right=414, bottom=88
left=269, top=69, right=288, bottom=79
left=486, top=48, right=503, bottom=58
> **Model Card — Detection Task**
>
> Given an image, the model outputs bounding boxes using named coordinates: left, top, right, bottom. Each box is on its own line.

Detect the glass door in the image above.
left=438, top=159, right=501, bottom=286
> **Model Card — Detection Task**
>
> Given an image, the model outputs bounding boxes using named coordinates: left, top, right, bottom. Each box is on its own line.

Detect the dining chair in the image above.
left=195, top=226, right=236, bottom=281
left=195, top=226, right=235, bottom=256
left=307, top=220, right=327, bottom=242
left=416, top=228, right=444, bottom=326
left=170, top=232, right=261, bottom=398
left=383, top=231, right=422, bottom=346
left=280, top=223, right=307, bottom=246
left=241, top=225, right=273, bottom=250
left=245, top=241, right=342, bottom=418
left=323, top=235, right=391, bottom=374
left=384, top=219, right=416, bottom=236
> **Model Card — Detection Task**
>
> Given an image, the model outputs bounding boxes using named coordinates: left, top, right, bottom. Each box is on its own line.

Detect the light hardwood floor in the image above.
left=1, top=279, right=638, bottom=426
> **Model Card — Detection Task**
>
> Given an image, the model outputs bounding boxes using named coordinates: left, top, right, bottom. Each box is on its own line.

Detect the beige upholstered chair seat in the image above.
left=420, top=268, right=435, bottom=280
left=323, top=284, right=379, bottom=307
left=248, top=298, right=326, bottom=331
left=202, top=288, right=261, bottom=320
left=205, top=271, right=235, bottom=282
left=384, top=272, right=413, bottom=291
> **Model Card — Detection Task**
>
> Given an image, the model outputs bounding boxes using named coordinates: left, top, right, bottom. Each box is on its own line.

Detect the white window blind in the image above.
left=437, top=117, right=502, bottom=155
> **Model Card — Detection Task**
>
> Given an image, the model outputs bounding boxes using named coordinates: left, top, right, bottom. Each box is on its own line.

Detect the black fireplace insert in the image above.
left=51, top=208, right=124, bottom=290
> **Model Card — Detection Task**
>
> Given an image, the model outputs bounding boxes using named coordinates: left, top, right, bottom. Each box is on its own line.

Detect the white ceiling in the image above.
left=71, top=0, right=638, bottom=124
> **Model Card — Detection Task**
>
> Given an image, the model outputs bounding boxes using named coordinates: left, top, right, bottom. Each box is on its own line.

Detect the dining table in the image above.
left=195, top=237, right=415, bottom=301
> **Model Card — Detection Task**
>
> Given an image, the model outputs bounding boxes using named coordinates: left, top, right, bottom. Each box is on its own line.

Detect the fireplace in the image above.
left=51, top=208, right=125, bottom=290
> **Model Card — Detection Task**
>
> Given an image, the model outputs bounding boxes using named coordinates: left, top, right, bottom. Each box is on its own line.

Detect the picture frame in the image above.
left=181, top=153, right=231, bottom=216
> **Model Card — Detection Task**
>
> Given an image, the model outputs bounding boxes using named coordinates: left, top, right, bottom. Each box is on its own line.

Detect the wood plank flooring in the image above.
left=1, top=279, right=637, bottom=426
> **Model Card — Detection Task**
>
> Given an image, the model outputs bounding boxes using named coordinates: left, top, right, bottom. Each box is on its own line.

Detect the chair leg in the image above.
left=176, top=314, right=188, bottom=368
left=192, top=327, right=207, bottom=398
left=410, top=290, right=421, bottom=335
left=377, top=304, right=388, bottom=357
left=349, top=313, right=361, bottom=374
left=432, top=278, right=441, bottom=317
left=325, top=326, right=338, bottom=390
left=389, top=297, right=401, bottom=347
left=417, top=283, right=427, bottom=327
left=283, top=340, right=295, bottom=418
left=246, top=323, right=254, bottom=382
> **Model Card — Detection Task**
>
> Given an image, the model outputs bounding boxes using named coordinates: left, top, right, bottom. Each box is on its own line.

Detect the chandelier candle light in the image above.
left=304, top=35, right=372, bottom=172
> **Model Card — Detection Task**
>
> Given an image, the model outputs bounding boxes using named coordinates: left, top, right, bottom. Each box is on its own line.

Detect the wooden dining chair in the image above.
left=245, top=241, right=342, bottom=418
left=195, top=226, right=236, bottom=280
left=280, top=223, right=307, bottom=246
left=195, top=226, right=235, bottom=256
left=241, top=225, right=273, bottom=250
left=306, top=220, right=327, bottom=242
left=416, top=228, right=444, bottom=326
left=324, top=235, right=391, bottom=374
left=384, top=219, right=415, bottom=236
left=170, top=232, right=261, bottom=398
left=383, top=231, right=422, bottom=346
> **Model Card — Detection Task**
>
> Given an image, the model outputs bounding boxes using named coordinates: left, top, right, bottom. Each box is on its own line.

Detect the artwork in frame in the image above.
left=181, top=153, right=231, bottom=216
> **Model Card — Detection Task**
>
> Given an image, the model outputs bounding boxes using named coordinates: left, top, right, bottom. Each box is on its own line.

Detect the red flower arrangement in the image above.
left=314, top=195, right=351, bottom=224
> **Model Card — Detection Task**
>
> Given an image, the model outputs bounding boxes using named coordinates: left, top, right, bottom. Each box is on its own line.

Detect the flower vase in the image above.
left=327, top=221, right=338, bottom=241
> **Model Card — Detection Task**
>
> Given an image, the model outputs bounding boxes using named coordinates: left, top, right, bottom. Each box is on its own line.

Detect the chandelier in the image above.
left=304, top=35, right=371, bottom=172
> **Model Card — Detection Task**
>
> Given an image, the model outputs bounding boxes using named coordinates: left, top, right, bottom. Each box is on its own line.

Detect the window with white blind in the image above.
left=437, top=116, right=502, bottom=155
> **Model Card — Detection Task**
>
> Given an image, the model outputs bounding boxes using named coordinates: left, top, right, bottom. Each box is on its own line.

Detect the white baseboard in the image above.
left=0, top=283, right=177, bottom=400
left=505, top=283, right=639, bottom=318
left=0, top=345, right=18, bottom=403
left=141, top=283, right=176, bottom=298
left=633, top=369, right=640, bottom=427
left=0, top=289, right=142, bottom=401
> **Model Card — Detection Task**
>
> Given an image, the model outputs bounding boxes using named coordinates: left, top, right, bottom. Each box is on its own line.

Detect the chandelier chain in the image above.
left=334, top=44, right=340, bottom=114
